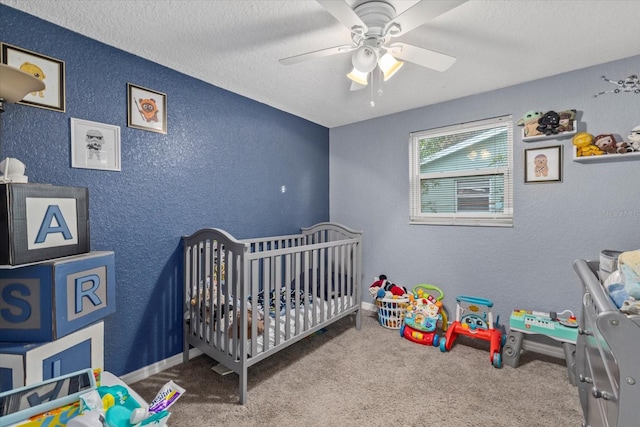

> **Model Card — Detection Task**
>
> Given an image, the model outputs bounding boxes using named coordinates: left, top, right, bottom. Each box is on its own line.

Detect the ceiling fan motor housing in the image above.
left=352, top=1, right=396, bottom=45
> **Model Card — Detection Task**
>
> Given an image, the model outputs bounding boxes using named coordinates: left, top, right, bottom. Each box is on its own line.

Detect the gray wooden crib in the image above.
left=182, top=222, right=362, bottom=404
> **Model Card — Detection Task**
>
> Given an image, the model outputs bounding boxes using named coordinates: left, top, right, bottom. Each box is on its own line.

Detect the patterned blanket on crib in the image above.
left=250, top=287, right=314, bottom=317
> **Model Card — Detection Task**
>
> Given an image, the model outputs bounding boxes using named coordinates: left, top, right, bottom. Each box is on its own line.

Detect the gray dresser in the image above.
left=573, top=259, right=640, bottom=427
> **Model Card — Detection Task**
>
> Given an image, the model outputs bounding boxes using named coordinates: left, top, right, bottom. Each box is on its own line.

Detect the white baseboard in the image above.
left=119, top=348, right=202, bottom=385
left=361, top=301, right=376, bottom=312
left=120, top=304, right=377, bottom=385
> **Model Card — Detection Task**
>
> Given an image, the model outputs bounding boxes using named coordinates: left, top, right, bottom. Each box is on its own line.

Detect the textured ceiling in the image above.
left=3, top=0, right=640, bottom=128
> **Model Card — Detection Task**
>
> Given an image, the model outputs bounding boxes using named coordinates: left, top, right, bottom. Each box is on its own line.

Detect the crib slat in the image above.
left=310, top=248, right=318, bottom=327
left=319, top=247, right=326, bottom=323
left=284, top=253, right=291, bottom=340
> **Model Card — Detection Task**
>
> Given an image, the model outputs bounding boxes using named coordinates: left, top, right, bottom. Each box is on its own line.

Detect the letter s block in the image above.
left=0, top=252, right=115, bottom=342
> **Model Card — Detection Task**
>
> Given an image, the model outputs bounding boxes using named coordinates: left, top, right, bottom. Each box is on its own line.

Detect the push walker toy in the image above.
left=400, top=284, right=446, bottom=346
left=439, top=295, right=504, bottom=368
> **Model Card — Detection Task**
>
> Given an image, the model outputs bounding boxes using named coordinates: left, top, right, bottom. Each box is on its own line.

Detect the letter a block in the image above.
left=1, top=183, right=90, bottom=266
left=0, top=252, right=115, bottom=342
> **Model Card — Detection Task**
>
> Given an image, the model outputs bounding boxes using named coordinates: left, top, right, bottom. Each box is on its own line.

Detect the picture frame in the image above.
left=71, top=118, right=121, bottom=171
left=127, top=83, right=167, bottom=134
left=524, top=145, right=562, bottom=183
left=1, top=42, right=66, bottom=112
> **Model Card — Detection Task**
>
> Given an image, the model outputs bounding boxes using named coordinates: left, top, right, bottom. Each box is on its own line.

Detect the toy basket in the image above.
left=375, top=297, right=409, bottom=329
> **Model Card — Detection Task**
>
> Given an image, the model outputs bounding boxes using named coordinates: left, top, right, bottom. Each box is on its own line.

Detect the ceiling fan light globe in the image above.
left=378, top=53, right=404, bottom=81
left=351, top=47, right=378, bottom=73
left=347, top=68, right=369, bottom=86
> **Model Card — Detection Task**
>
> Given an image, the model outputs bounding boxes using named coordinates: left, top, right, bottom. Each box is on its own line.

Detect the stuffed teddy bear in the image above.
left=572, top=132, right=604, bottom=156
left=593, top=134, right=618, bottom=154
left=369, top=274, right=407, bottom=298
left=228, top=308, right=265, bottom=339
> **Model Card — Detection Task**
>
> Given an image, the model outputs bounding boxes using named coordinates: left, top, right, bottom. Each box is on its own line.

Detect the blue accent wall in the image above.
left=0, top=5, right=329, bottom=376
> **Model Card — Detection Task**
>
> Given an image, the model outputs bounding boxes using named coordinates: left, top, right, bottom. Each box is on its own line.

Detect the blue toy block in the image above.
left=0, top=252, right=115, bottom=342
left=1, top=183, right=90, bottom=266
left=0, top=321, right=103, bottom=392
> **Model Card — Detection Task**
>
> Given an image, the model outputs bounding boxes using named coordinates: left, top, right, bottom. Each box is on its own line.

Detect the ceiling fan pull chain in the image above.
left=370, top=74, right=375, bottom=107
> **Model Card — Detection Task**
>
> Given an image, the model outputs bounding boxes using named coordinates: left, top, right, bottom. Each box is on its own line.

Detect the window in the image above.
left=409, top=115, right=513, bottom=227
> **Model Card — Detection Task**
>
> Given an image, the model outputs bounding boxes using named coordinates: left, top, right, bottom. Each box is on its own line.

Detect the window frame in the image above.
left=409, top=115, right=514, bottom=227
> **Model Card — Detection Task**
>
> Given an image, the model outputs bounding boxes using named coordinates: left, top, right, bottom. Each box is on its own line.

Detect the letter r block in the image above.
left=0, top=252, right=115, bottom=342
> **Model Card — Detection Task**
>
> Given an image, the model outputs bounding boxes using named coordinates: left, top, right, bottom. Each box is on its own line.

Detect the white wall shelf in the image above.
left=573, top=148, right=640, bottom=163
left=523, top=127, right=577, bottom=142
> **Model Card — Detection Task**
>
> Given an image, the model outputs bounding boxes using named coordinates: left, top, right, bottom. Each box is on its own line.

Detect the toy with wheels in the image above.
left=439, top=295, right=504, bottom=368
left=412, top=284, right=449, bottom=331
left=400, top=284, right=445, bottom=346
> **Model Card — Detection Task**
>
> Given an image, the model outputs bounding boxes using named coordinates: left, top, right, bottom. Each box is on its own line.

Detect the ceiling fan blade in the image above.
left=384, top=0, right=467, bottom=37
left=317, top=0, right=368, bottom=34
left=279, top=44, right=355, bottom=65
left=389, top=42, right=456, bottom=72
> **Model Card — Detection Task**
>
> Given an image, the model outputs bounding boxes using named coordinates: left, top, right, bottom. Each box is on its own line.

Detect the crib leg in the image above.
left=239, top=365, right=248, bottom=405
left=183, top=325, right=189, bottom=364
left=355, top=307, right=362, bottom=330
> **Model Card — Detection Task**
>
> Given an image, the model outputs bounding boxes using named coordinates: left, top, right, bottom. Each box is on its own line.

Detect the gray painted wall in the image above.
left=330, top=55, right=640, bottom=320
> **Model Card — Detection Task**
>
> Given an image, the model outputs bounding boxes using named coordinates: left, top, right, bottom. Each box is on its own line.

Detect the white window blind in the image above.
left=409, top=115, right=513, bottom=227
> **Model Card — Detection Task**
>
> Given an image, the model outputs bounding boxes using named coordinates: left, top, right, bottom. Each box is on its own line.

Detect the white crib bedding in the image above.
left=253, top=296, right=350, bottom=353
left=193, top=296, right=351, bottom=356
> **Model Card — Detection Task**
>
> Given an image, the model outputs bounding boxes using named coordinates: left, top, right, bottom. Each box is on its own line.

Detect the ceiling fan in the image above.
left=279, top=0, right=467, bottom=91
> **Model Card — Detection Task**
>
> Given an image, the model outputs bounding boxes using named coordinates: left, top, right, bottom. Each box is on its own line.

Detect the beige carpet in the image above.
left=131, top=311, right=583, bottom=426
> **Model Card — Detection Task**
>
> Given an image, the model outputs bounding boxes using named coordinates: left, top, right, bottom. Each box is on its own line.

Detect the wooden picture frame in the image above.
left=524, top=145, right=562, bottom=183
left=127, top=83, right=167, bottom=134
left=1, top=43, right=66, bottom=112
left=71, top=118, right=121, bottom=171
